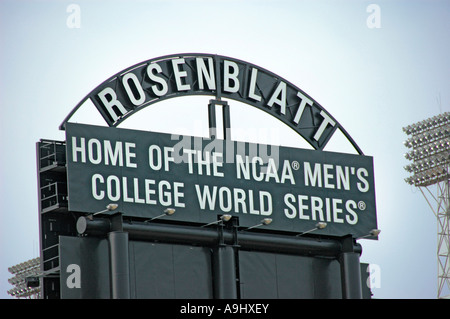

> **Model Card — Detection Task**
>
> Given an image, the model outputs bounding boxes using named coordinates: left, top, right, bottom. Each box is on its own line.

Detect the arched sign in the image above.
left=62, top=53, right=377, bottom=238
left=60, top=53, right=363, bottom=155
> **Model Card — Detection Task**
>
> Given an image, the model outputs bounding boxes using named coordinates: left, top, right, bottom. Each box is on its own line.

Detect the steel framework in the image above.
left=403, top=112, right=450, bottom=298
left=7, top=257, right=41, bottom=299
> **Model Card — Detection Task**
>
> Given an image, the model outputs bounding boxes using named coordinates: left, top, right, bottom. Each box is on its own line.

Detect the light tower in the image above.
left=7, top=257, right=41, bottom=299
left=403, top=112, right=450, bottom=298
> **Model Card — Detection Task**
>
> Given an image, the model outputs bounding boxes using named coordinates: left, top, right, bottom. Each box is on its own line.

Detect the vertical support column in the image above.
left=108, top=231, right=130, bottom=299
left=212, top=222, right=237, bottom=299
left=339, top=235, right=362, bottom=299
left=108, top=213, right=130, bottom=299
left=212, top=245, right=237, bottom=299
left=208, top=99, right=231, bottom=140
left=208, top=100, right=217, bottom=138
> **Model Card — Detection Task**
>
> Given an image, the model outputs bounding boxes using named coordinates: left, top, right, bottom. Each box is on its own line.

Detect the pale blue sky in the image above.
left=1, top=0, right=449, bottom=298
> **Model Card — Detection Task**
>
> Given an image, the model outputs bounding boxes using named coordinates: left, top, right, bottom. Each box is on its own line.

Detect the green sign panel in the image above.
left=66, top=123, right=377, bottom=237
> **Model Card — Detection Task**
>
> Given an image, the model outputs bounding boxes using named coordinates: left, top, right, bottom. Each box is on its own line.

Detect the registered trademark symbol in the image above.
left=358, top=201, right=366, bottom=211
left=291, top=161, right=300, bottom=170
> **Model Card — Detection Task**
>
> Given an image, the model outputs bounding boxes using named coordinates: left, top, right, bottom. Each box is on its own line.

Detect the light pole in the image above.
left=403, top=112, right=450, bottom=298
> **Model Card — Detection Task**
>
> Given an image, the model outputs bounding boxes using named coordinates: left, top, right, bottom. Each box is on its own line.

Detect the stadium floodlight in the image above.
left=145, top=208, right=176, bottom=222
left=403, top=112, right=450, bottom=187
left=403, top=112, right=450, bottom=298
left=7, top=257, right=41, bottom=299
left=201, top=214, right=232, bottom=227
left=243, top=218, right=273, bottom=231
left=295, top=222, right=328, bottom=237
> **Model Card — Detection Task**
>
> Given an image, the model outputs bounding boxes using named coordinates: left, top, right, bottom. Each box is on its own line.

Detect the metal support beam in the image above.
left=107, top=213, right=130, bottom=299
left=108, top=228, right=130, bottom=299
left=339, top=235, right=362, bottom=299
left=208, top=99, right=231, bottom=140
left=212, top=245, right=237, bottom=299
left=77, top=216, right=360, bottom=258
left=78, top=216, right=365, bottom=299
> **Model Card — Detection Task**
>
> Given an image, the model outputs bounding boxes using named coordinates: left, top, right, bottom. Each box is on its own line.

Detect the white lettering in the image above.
left=159, top=180, right=172, bottom=206
left=293, top=91, right=313, bottom=124
left=283, top=194, right=358, bottom=225
left=145, top=179, right=156, bottom=205
left=219, top=187, right=232, bottom=212
left=332, top=198, right=344, bottom=223
left=283, top=193, right=297, bottom=219
left=107, top=175, right=121, bottom=201
left=251, top=157, right=264, bottom=182
left=172, top=58, right=191, bottom=91
left=148, top=145, right=162, bottom=171
left=124, top=142, right=137, bottom=168
left=313, top=111, right=336, bottom=141
left=336, top=166, right=350, bottom=190
left=235, top=155, right=295, bottom=184
left=236, top=155, right=250, bottom=180
left=212, top=152, right=224, bottom=177
left=233, top=188, right=247, bottom=213
left=122, top=177, right=133, bottom=203
left=304, top=162, right=322, bottom=187
left=97, top=87, right=128, bottom=122
left=184, top=149, right=223, bottom=176
left=147, top=63, right=169, bottom=96
left=195, top=184, right=217, bottom=210
left=195, top=184, right=272, bottom=215
left=248, top=68, right=261, bottom=101
left=323, top=164, right=335, bottom=189
left=87, top=139, right=102, bottom=164
left=223, top=60, right=239, bottom=93
left=164, top=147, right=174, bottom=171
left=173, top=182, right=185, bottom=208
left=196, top=57, right=216, bottom=90
left=92, top=174, right=105, bottom=200
left=72, top=136, right=86, bottom=163
left=104, top=141, right=123, bottom=166
left=311, top=196, right=324, bottom=221
left=298, top=195, right=310, bottom=220
left=133, top=177, right=145, bottom=204
left=259, top=191, right=272, bottom=216
left=345, top=200, right=358, bottom=225
left=280, top=160, right=295, bottom=185
left=267, top=81, right=287, bottom=114
left=264, top=158, right=280, bottom=183
left=122, top=72, right=146, bottom=105
left=92, top=174, right=185, bottom=207
left=357, top=168, right=370, bottom=192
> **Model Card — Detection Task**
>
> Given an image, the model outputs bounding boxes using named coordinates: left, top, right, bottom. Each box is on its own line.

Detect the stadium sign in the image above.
left=36, top=53, right=378, bottom=300
left=66, top=122, right=376, bottom=238
left=60, top=53, right=377, bottom=238
left=61, top=53, right=362, bottom=154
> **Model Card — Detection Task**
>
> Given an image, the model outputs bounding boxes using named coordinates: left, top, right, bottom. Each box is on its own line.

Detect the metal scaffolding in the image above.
left=403, top=112, right=450, bottom=298
left=7, top=257, right=41, bottom=299
left=418, top=181, right=450, bottom=298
